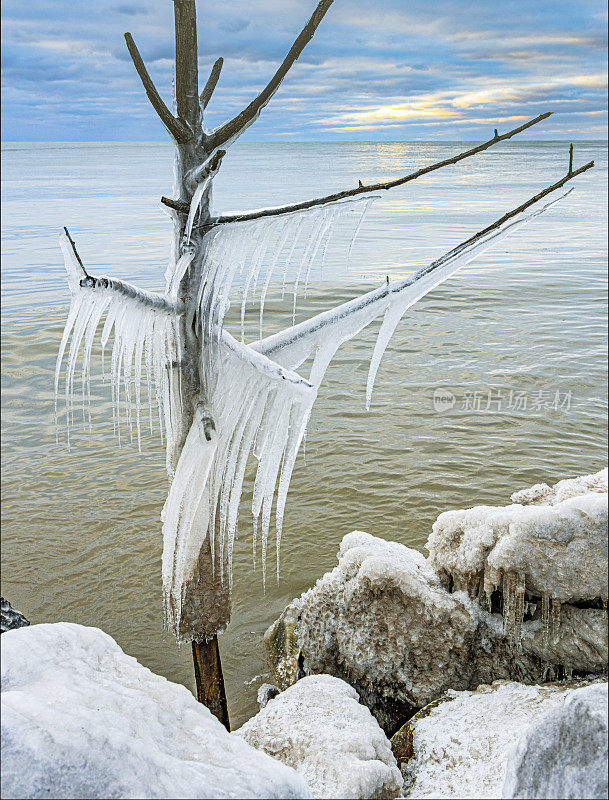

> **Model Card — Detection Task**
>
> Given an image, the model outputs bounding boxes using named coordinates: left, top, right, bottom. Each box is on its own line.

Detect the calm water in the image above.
left=1, top=140, right=607, bottom=727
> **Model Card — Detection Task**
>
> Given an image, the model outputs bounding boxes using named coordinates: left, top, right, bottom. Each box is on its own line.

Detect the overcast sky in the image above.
left=2, top=0, right=607, bottom=141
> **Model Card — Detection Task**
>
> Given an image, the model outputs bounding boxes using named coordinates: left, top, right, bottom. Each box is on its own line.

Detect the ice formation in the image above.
left=55, top=187, right=569, bottom=637
left=1, top=623, right=311, bottom=800
left=427, top=468, right=608, bottom=643
left=502, top=682, right=608, bottom=800
left=395, top=679, right=604, bottom=800
left=237, top=674, right=403, bottom=800
left=294, top=531, right=481, bottom=731
left=265, top=470, right=607, bottom=732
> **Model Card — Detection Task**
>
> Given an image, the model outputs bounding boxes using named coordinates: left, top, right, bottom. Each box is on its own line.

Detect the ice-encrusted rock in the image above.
left=296, top=531, right=479, bottom=731
left=428, top=482, right=607, bottom=606
left=1, top=623, right=311, bottom=800
left=393, top=679, right=603, bottom=800
left=1, top=598, right=29, bottom=633
left=503, top=682, right=608, bottom=800
left=263, top=598, right=303, bottom=690
left=237, top=674, right=403, bottom=800
left=510, top=467, right=607, bottom=506
left=271, top=470, right=607, bottom=733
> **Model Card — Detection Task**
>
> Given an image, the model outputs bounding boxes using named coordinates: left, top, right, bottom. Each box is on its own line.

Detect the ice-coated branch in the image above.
left=200, top=58, right=224, bottom=111
left=204, top=0, right=334, bottom=151
left=254, top=155, right=594, bottom=362
left=162, top=112, right=553, bottom=218
left=124, top=32, right=192, bottom=143
left=63, top=228, right=90, bottom=279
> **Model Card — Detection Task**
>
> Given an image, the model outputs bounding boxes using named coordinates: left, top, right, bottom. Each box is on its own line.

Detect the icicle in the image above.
left=282, top=216, right=307, bottom=299
left=292, top=211, right=326, bottom=324
left=502, top=571, right=516, bottom=638
left=259, top=219, right=291, bottom=337
left=241, top=223, right=272, bottom=341
left=513, top=573, right=526, bottom=643
left=551, top=597, right=561, bottom=640
left=541, top=593, right=551, bottom=644
left=346, top=198, right=374, bottom=265
left=168, top=246, right=196, bottom=302
left=184, top=181, right=206, bottom=245
left=302, top=208, right=334, bottom=299
left=483, top=568, right=495, bottom=613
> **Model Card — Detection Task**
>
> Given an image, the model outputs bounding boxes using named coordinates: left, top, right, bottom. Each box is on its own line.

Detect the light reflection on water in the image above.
left=1, top=140, right=607, bottom=727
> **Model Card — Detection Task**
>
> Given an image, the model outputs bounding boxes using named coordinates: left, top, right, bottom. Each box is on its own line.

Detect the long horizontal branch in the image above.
left=204, top=0, right=334, bottom=151
left=254, top=153, right=594, bottom=359
left=200, top=58, right=224, bottom=110
left=124, top=32, right=192, bottom=143
left=161, top=112, right=552, bottom=218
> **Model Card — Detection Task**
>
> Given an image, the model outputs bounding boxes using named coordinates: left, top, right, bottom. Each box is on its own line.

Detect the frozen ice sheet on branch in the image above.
left=56, top=230, right=184, bottom=460
left=162, top=330, right=317, bottom=636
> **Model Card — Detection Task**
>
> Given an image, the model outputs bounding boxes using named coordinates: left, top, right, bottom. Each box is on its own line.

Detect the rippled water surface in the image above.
left=2, top=140, right=607, bottom=726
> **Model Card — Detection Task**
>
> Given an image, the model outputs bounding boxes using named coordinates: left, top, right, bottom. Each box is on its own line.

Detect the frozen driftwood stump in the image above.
left=54, top=0, right=594, bottom=725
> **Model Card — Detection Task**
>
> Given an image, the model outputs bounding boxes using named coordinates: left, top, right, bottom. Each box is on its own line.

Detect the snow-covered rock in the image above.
left=394, top=679, right=605, bottom=800
left=428, top=469, right=608, bottom=608
left=502, top=682, right=608, bottom=800
left=297, top=531, right=479, bottom=731
left=236, top=674, right=403, bottom=799
left=1, top=623, right=311, bottom=800
left=269, top=470, right=607, bottom=733
left=510, top=467, right=607, bottom=506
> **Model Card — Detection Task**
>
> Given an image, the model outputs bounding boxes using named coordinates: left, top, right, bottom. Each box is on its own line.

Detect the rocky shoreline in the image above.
left=2, top=468, right=607, bottom=799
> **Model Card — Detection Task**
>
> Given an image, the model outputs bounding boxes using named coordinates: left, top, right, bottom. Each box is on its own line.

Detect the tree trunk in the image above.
left=170, top=0, right=230, bottom=727
left=192, top=636, right=230, bottom=730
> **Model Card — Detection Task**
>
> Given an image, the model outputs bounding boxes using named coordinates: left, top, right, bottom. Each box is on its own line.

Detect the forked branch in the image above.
left=200, top=58, right=224, bottom=111
left=205, top=0, right=334, bottom=150
left=161, top=112, right=552, bottom=218
left=124, top=32, right=192, bottom=143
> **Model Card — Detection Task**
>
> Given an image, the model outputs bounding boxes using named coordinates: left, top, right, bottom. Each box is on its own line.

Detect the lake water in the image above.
left=1, top=140, right=607, bottom=727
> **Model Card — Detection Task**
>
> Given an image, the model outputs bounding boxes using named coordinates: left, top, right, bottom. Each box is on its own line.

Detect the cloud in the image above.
left=1, top=0, right=606, bottom=141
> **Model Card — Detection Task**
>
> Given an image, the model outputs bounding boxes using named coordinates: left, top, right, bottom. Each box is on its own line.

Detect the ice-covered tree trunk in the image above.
left=166, top=2, right=231, bottom=644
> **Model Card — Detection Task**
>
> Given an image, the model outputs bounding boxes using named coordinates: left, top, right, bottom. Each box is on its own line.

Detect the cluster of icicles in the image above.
left=55, top=189, right=565, bottom=640
left=451, top=566, right=565, bottom=650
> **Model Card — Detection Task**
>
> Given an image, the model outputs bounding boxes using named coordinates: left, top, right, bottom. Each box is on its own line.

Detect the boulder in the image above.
left=503, top=682, right=608, bottom=799
left=237, top=674, right=403, bottom=800
left=267, top=470, right=608, bottom=733
left=1, top=623, right=311, bottom=799
left=393, top=679, right=604, bottom=800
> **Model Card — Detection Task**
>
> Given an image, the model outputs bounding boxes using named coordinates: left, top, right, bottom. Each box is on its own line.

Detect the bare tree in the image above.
left=56, top=0, right=593, bottom=730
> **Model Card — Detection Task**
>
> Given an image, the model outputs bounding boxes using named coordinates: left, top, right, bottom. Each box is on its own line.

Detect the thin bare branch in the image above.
left=161, top=112, right=552, bottom=218
left=256, top=154, right=595, bottom=359
left=205, top=0, right=334, bottom=150
left=439, top=157, right=593, bottom=257
left=200, top=58, right=224, bottom=110
left=63, top=227, right=89, bottom=278
left=124, top=32, right=192, bottom=143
